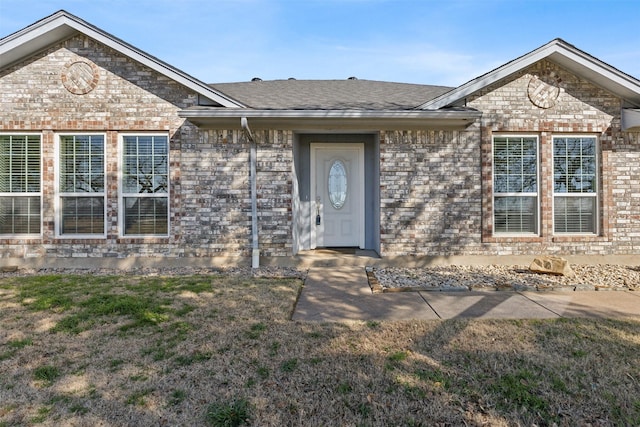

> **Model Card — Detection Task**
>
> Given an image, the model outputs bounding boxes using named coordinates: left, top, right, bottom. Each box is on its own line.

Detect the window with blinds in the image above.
left=0, top=135, right=41, bottom=235
left=121, top=135, right=169, bottom=236
left=58, top=135, right=106, bottom=236
left=553, top=136, right=598, bottom=234
left=493, top=136, right=539, bottom=234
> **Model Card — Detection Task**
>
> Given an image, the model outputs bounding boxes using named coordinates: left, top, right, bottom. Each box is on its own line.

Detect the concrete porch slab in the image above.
left=292, top=265, right=439, bottom=321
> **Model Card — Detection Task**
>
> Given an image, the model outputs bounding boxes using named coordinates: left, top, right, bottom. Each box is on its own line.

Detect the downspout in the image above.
left=241, top=117, right=260, bottom=269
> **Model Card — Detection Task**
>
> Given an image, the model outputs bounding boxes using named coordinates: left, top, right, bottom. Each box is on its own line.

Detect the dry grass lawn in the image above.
left=0, top=273, right=639, bottom=426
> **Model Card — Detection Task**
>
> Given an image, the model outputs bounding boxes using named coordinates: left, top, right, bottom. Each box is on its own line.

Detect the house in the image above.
left=1, top=10, right=639, bottom=268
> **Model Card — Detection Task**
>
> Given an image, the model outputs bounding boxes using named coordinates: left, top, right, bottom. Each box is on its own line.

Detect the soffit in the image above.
left=178, top=108, right=481, bottom=131
left=0, top=10, right=245, bottom=108
left=419, top=39, right=640, bottom=110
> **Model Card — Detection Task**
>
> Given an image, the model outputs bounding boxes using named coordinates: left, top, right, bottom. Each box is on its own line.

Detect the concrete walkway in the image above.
left=292, top=265, right=640, bottom=321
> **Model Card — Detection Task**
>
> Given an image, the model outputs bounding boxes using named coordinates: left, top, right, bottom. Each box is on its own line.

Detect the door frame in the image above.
left=310, top=143, right=365, bottom=249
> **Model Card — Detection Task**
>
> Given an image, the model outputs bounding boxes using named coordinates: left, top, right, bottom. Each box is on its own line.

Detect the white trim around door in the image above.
left=310, top=143, right=365, bottom=249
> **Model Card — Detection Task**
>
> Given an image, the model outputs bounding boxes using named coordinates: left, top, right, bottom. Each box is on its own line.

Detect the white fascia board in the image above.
left=419, top=40, right=640, bottom=110
left=178, top=109, right=482, bottom=130
left=0, top=14, right=77, bottom=61
left=418, top=45, right=557, bottom=110
left=0, top=11, right=244, bottom=108
left=547, top=50, right=640, bottom=106
left=179, top=109, right=481, bottom=119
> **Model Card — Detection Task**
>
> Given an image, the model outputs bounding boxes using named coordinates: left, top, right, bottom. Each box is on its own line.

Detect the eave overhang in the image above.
left=419, top=39, right=640, bottom=110
left=0, top=10, right=245, bottom=108
left=178, top=109, right=482, bottom=130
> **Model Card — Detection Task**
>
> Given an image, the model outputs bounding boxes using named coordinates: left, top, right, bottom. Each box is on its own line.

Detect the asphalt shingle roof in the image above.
left=209, top=79, right=453, bottom=110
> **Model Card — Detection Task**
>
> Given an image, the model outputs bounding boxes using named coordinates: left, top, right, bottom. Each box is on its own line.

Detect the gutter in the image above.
left=0, top=11, right=245, bottom=108
left=180, top=108, right=480, bottom=120
left=179, top=108, right=482, bottom=130
left=241, top=117, right=260, bottom=269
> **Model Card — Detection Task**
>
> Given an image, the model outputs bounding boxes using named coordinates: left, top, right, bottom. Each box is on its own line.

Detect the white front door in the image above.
left=310, top=143, right=365, bottom=248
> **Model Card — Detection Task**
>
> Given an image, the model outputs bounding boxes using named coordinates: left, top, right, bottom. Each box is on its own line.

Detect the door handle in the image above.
left=316, top=197, right=321, bottom=225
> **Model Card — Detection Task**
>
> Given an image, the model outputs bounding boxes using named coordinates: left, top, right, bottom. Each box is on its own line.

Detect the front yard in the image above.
left=0, top=272, right=639, bottom=426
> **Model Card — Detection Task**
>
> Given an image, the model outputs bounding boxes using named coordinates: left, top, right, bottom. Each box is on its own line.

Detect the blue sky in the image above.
left=1, top=0, right=639, bottom=86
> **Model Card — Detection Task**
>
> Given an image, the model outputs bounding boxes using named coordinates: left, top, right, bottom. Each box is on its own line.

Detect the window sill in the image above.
left=56, top=235, right=107, bottom=240
left=116, top=237, right=170, bottom=244
left=51, top=238, right=108, bottom=244
left=484, top=235, right=543, bottom=243
left=552, top=235, right=604, bottom=242
left=0, top=236, right=43, bottom=243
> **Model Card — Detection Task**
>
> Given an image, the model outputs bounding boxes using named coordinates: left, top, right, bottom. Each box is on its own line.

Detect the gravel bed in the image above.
left=369, top=264, right=640, bottom=292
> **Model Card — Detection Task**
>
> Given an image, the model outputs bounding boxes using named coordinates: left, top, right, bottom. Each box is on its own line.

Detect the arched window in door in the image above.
left=328, top=159, right=347, bottom=209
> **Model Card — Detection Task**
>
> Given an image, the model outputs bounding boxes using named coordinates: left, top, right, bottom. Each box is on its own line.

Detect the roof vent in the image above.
left=347, top=76, right=358, bottom=80
left=251, top=77, right=262, bottom=82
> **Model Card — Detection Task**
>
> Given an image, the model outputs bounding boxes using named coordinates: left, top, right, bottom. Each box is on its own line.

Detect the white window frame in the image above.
left=492, top=135, right=540, bottom=236
left=118, top=133, right=170, bottom=238
left=54, top=133, right=107, bottom=238
left=552, top=135, right=599, bottom=235
left=0, top=133, right=42, bottom=238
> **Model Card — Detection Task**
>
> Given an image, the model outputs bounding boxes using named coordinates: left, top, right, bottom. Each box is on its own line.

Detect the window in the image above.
left=121, top=135, right=169, bottom=236
left=493, top=136, right=538, bottom=234
left=553, top=136, right=597, bottom=234
left=58, top=135, right=105, bottom=236
left=328, top=159, right=347, bottom=209
left=0, top=135, right=41, bottom=235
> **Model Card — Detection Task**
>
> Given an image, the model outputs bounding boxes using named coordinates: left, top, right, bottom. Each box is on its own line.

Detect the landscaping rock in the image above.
left=371, top=264, right=638, bottom=292
left=529, top=256, right=575, bottom=277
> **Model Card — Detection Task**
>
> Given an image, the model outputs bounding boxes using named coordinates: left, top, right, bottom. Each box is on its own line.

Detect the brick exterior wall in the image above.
left=254, top=130, right=294, bottom=256
left=379, top=130, right=483, bottom=256
left=1, top=37, right=638, bottom=261
left=470, top=60, right=638, bottom=255
left=0, top=35, right=293, bottom=260
left=0, top=35, right=189, bottom=259
left=378, top=61, right=640, bottom=257
left=609, top=131, right=640, bottom=252
left=182, top=129, right=293, bottom=258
